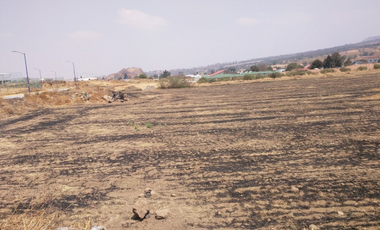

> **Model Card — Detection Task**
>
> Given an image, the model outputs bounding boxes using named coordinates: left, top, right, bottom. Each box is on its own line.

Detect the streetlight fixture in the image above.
left=34, top=68, right=43, bottom=89
left=66, top=60, right=77, bottom=87
left=12, top=50, right=31, bottom=94
left=51, top=71, right=57, bottom=81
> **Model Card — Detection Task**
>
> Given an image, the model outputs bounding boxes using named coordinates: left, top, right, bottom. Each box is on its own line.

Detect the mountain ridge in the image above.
left=146, top=36, right=380, bottom=76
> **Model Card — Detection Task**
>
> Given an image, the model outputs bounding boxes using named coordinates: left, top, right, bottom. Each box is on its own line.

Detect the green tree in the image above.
left=323, top=55, right=334, bottom=68
left=267, top=66, right=273, bottom=71
left=331, top=52, right=343, bottom=67
left=138, top=73, right=147, bottom=78
left=257, top=63, right=268, bottom=71
left=250, top=65, right=259, bottom=72
left=160, top=70, right=171, bottom=78
left=228, top=67, right=236, bottom=73
left=286, top=63, right=302, bottom=71
left=309, top=59, right=323, bottom=69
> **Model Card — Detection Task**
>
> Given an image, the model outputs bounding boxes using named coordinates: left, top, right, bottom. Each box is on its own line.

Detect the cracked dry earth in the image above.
left=1, top=73, right=380, bottom=230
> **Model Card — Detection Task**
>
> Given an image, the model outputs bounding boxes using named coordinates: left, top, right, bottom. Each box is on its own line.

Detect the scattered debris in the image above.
left=102, top=95, right=113, bottom=103
left=132, top=188, right=171, bottom=222
left=71, top=91, right=92, bottom=101
left=337, top=211, right=345, bottom=216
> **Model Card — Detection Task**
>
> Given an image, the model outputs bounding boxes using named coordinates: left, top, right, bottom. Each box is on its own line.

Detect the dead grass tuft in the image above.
left=0, top=195, right=94, bottom=230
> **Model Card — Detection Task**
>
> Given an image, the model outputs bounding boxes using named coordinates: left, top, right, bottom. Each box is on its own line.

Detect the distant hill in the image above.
left=106, top=67, right=144, bottom=80
left=362, top=36, right=380, bottom=42
left=146, top=37, right=380, bottom=76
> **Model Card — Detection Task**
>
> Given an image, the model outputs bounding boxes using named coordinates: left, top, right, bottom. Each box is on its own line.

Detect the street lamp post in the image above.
left=12, top=50, right=31, bottom=94
left=34, top=68, right=43, bottom=89
left=66, top=60, right=77, bottom=87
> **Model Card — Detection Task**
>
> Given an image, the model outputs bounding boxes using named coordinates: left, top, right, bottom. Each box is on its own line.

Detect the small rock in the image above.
left=171, top=193, right=177, bottom=197
left=133, top=198, right=150, bottom=220
left=155, top=209, right=169, bottom=220
left=102, top=95, right=113, bottom=103
left=309, top=224, right=320, bottom=230
left=144, top=188, right=156, bottom=197
left=337, top=211, right=345, bottom=216
left=91, top=226, right=107, bottom=230
left=291, top=186, right=299, bottom=193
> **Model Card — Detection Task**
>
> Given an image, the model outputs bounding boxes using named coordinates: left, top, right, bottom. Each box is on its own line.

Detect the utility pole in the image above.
left=12, top=51, right=31, bottom=94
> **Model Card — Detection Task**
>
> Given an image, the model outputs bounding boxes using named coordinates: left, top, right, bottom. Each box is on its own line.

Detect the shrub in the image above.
left=320, top=68, right=335, bottom=74
left=374, top=64, right=380, bottom=69
left=286, top=71, right=306, bottom=76
left=357, top=66, right=367, bottom=71
left=340, top=67, right=350, bottom=72
left=286, top=63, right=303, bottom=71
left=243, top=74, right=254, bottom=80
left=305, top=71, right=316, bottom=75
left=138, top=74, right=147, bottom=78
left=197, top=77, right=210, bottom=83
left=270, top=72, right=282, bottom=78
left=219, top=77, right=231, bottom=81
left=159, top=76, right=191, bottom=88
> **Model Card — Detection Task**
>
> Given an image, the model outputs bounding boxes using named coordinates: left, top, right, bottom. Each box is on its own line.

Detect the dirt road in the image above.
left=1, top=73, right=380, bottom=229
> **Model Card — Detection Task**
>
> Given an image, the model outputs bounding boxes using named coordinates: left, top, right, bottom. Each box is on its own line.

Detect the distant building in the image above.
left=355, top=57, right=379, bottom=64
left=367, top=57, right=379, bottom=63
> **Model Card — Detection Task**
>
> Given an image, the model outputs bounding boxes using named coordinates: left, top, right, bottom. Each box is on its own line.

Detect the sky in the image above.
left=1, top=0, right=380, bottom=80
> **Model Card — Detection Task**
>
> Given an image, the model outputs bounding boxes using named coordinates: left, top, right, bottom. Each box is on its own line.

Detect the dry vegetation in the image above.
left=1, top=70, right=380, bottom=229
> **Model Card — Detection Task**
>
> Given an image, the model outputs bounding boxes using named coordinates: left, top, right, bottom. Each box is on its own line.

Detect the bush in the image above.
left=340, top=67, right=350, bottom=72
left=197, top=77, right=211, bottom=83
left=286, top=71, right=306, bottom=76
left=320, top=68, right=335, bottom=74
left=159, top=76, right=191, bottom=88
left=357, top=66, right=367, bottom=71
left=374, top=64, right=380, bottom=69
left=243, top=74, right=255, bottom=80
left=138, top=74, right=147, bottom=78
left=305, top=71, right=316, bottom=75
left=270, top=72, right=282, bottom=78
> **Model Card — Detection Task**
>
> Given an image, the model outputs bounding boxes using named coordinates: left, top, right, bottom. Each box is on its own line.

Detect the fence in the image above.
left=0, top=73, right=43, bottom=96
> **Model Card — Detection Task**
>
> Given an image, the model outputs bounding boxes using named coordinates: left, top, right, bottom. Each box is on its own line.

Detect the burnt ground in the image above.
left=1, top=73, right=380, bottom=229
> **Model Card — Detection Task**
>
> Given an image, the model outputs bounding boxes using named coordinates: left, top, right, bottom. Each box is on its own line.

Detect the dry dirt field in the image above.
left=1, top=73, right=380, bottom=229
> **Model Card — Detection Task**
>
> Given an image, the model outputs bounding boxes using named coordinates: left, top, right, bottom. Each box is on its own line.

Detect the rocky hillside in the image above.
left=106, top=67, right=144, bottom=80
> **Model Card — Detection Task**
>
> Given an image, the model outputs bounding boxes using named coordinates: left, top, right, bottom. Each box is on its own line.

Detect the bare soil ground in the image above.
left=1, top=73, right=380, bottom=229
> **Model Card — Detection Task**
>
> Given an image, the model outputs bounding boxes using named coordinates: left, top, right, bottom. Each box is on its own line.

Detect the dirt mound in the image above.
left=106, top=67, right=144, bottom=80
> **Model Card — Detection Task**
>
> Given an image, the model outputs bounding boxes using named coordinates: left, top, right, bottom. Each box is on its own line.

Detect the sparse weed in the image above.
left=340, top=67, right=350, bottom=72
left=320, top=68, right=335, bottom=74
left=145, top=122, right=152, bottom=128
left=358, top=66, right=367, bottom=71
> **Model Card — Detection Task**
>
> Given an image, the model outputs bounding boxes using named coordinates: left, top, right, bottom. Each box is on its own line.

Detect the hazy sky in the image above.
left=1, top=0, right=379, bottom=79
